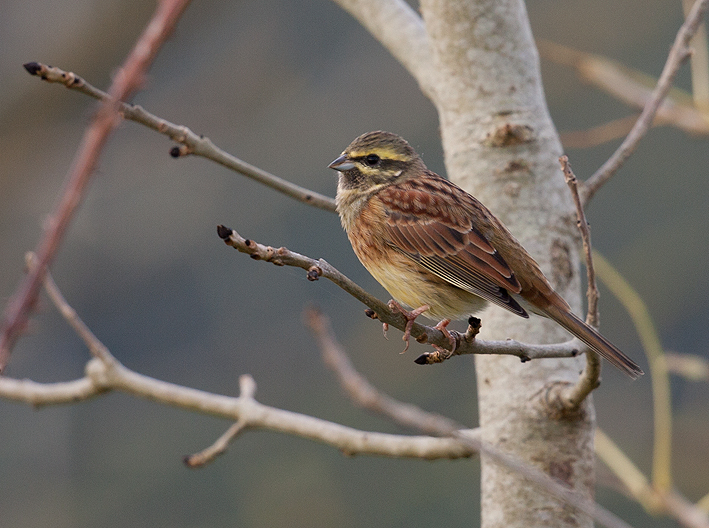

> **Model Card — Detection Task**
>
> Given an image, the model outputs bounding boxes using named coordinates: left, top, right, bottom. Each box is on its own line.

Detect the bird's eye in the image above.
left=364, top=154, right=380, bottom=167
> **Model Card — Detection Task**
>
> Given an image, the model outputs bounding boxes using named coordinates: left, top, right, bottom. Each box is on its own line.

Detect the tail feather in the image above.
left=545, top=305, right=643, bottom=379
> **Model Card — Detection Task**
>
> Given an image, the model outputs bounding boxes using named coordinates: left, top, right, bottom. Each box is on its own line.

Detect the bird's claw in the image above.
left=433, top=319, right=456, bottom=353
left=387, top=300, right=430, bottom=353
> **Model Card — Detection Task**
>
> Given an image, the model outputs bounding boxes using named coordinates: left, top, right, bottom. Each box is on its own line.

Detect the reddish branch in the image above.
left=0, top=0, right=192, bottom=372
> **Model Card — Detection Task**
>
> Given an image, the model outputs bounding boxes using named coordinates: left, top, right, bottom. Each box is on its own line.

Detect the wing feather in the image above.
left=378, top=180, right=528, bottom=318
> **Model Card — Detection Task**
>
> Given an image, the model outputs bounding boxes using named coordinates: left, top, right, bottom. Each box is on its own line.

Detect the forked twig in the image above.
left=0, top=266, right=477, bottom=461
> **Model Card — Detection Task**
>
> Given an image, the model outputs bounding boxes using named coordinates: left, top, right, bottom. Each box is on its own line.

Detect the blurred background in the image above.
left=1, top=0, right=707, bottom=526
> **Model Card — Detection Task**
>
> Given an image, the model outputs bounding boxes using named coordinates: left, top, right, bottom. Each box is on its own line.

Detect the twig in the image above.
left=538, top=40, right=709, bottom=139
left=660, top=492, right=709, bottom=528
left=217, top=224, right=582, bottom=363
left=0, top=361, right=477, bottom=460
left=697, top=492, right=709, bottom=514
left=559, top=114, right=641, bottom=149
left=582, top=0, right=709, bottom=203
left=305, top=307, right=637, bottom=528
left=22, top=62, right=336, bottom=213
left=183, top=419, right=248, bottom=468
left=595, top=428, right=661, bottom=512
left=663, top=352, right=709, bottom=381
left=560, top=157, right=599, bottom=328
left=596, top=429, right=709, bottom=528
left=553, top=157, right=601, bottom=409
left=183, top=375, right=255, bottom=468
left=0, top=0, right=192, bottom=372
left=26, top=252, right=115, bottom=365
left=0, top=265, right=477, bottom=460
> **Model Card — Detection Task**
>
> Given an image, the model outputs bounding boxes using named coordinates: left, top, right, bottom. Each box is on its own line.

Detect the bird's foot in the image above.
left=387, top=300, right=430, bottom=353
left=413, top=319, right=463, bottom=365
left=433, top=319, right=456, bottom=353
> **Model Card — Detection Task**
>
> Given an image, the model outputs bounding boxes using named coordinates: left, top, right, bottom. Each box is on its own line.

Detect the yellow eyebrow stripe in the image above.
left=348, top=147, right=408, bottom=162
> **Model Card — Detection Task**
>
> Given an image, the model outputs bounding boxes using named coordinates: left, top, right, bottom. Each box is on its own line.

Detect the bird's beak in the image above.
left=328, top=155, right=355, bottom=171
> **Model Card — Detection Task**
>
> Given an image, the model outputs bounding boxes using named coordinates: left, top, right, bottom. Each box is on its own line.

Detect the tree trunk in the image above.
left=419, top=1, right=596, bottom=526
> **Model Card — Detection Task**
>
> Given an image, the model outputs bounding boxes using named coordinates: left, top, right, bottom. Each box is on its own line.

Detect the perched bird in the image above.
left=329, top=131, right=643, bottom=379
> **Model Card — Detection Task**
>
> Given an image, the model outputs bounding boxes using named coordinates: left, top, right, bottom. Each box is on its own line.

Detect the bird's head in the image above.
left=329, top=131, right=425, bottom=192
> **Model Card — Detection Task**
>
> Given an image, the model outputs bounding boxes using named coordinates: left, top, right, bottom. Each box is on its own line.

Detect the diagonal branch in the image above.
left=0, top=0, right=192, bottom=373
left=596, top=429, right=709, bottom=528
left=582, top=0, right=709, bottom=203
left=22, top=62, right=336, bottom=213
left=217, top=224, right=582, bottom=362
left=305, top=307, right=637, bottom=528
left=184, top=415, right=249, bottom=468
left=538, top=41, right=709, bottom=140
left=592, top=252, right=673, bottom=492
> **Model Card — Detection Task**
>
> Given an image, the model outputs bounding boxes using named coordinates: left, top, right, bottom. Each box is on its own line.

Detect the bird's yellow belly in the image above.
left=346, top=211, right=489, bottom=321
left=362, top=256, right=488, bottom=321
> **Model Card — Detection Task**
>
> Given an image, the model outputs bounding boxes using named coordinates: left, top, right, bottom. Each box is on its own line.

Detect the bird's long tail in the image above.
left=544, top=304, right=644, bottom=379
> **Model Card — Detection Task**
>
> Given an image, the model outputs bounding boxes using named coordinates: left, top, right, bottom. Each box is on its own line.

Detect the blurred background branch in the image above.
left=581, top=0, right=708, bottom=202
left=0, top=0, right=193, bottom=372
left=594, top=250, right=673, bottom=492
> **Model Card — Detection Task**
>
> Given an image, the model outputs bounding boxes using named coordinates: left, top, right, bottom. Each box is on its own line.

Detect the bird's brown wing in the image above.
left=377, top=181, right=529, bottom=318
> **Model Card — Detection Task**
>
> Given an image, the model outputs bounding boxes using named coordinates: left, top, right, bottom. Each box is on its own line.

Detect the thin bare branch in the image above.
left=698, top=491, right=709, bottom=514
left=595, top=428, right=661, bottom=511
left=184, top=375, right=254, bottom=468
left=683, top=0, right=709, bottom=112
left=552, top=157, right=601, bottom=409
left=0, top=354, right=477, bottom=460
left=560, top=157, right=599, bottom=328
left=305, top=307, right=637, bottom=528
left=664, top=352, right=709, bottom=381
left=27, top=252, right=115, bottom=365
left=559, top=115, right=640, bottom=149
left=217, top=224, right=582, bottom=363
left=539, top=41, right=709, bottom=138
left=0, top=266, right=477, bottom=460
left=184, top=419, right=248, bottom=468
left=582, top=0, right=709, bottom=203
left=0, top=0, right=192, bottom=372
left=22, top=62, right=336, bottom=213
left=660, top=492, right=709, bottom=528
left=0, top=376, right=104, bottom=406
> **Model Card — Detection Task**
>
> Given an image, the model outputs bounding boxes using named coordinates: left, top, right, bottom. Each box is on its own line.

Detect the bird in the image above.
left=328, top=130, right=643, bottom=379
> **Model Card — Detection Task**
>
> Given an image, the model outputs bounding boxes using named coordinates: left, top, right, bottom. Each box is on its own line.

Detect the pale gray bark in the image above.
left=336, top=0, right=597, bottom=524
left=417, top=1, right=595, bottom=527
